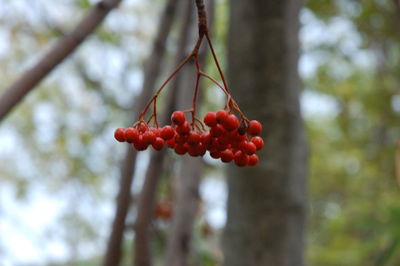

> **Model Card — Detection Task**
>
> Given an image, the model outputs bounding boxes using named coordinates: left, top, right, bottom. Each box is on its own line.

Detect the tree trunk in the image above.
left=164, top=1, right=215, bottom=265
left=103, top=0, right=179, bottom=265
left=223, top=1, right=307, bottom=266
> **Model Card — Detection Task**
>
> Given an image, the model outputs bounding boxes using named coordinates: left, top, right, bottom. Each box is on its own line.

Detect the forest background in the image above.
left=0, top=0, right=399, bottom=265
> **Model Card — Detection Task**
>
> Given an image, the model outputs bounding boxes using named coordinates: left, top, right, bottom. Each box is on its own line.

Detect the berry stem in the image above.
left=138, top=53, right=194, bottom=120
left=205, top=32, right=230, bottom=94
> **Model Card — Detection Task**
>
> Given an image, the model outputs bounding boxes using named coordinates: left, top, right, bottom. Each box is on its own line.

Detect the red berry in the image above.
left=166, top=138, right=175, bottom=149
left=174, top=144, right=187, bottom=155
left=150, top=127, right=161, bottom=137
left=114, top=128, right=126, bottom=142
left=223, top=114, right=239, bottom=131
left=217, top=136, right=230, bottom=146
left=152, top=137, right=165, bottom=150
left=195, top=143, right=207, bottom=156
left=216, top=110, right=229, bottom=124
left=220, top=149, right=234, bottom=163
left=214, top=139, right=227, bottom=151
left=244, top=142, right=257, bottom=155
left=234, top=151, right=249, bottom=167
left=251, top=136, right=264, bottom=150
left=248, top=154, right=259, bottom=166
left=139, top=123, right=148, bottom=133
left=188, top=146, right=199, bottom=157
left=204, top=112, right=217, bottom=127
left=160, top=126, right=175, bottom=140
left=187, top=131, right=201, bottom=146
left=171, top=111, right=186, bottom=126
left=247, top=120, right=262, bottom=136
left=176, top=121, right=190, bottom=135
left=133, top=135, right=148, bottom=151
left=125, top=127, right=139, bottom=143
left=210, top=150, right=221, bottom=159
left=175, top=134, right=187, bottom=145
left=143, top=130, right=156, bottom=145
left=210, top=124, right=225, bottom=137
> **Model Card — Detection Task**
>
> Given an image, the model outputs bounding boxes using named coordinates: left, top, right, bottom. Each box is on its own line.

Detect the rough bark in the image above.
left=103, top=0, right=179, bottom=265
left=164, top=1, right=215, bottom=266
left=223, top=1, right=307, bottom=266
left=0, top=0, right=122, bottom=123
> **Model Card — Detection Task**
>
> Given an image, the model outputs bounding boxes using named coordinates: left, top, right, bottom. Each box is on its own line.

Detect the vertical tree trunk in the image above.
left=103, top=0, right=179, bottom=265
left=164, top=1, right=215, bottom=265
left=223, top=1, right=307, bottom=266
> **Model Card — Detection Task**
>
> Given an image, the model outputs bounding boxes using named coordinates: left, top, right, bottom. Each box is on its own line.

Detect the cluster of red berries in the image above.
left=154, top=201, right=173, bottom=220
left=114, top=110, right=264, bottom=167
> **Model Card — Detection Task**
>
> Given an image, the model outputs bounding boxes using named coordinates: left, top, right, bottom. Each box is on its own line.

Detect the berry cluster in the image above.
left=114, top=2, right=265, bottom=167
left=114, top=110, right=264, bottom=167
left=154, top=201, right=173, bottom=220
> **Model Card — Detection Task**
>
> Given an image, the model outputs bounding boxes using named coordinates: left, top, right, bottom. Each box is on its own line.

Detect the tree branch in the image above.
left=0, top=0, right=122, bottom=123
left=102, top=0, right=179, bottom=265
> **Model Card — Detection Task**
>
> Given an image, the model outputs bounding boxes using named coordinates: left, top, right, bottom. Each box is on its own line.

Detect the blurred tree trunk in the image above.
left=223, top=1, right=307, bottom=266
left=103, top=0, right=179, bottom=265
left=164, top=1, right=214, bottom=265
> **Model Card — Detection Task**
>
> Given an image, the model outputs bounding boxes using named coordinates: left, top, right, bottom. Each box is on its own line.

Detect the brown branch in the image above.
left=0, top=0, right=122, bottom=123
left=102, top=0, right=179, bottom=265
left=164, top=1, right=215, bottom=266
left=132, top=1, right=193, bottom=266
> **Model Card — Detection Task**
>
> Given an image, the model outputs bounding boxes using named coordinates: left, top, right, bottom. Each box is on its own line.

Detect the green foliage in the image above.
left=306, top=0, right=400, bottom=265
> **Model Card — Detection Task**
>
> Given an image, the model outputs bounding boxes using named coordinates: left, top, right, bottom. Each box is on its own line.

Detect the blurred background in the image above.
left=0, top=0, right=399, bottom=265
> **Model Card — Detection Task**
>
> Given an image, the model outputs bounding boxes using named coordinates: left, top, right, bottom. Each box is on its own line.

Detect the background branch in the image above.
left=164, top=1, right=215, bottom=265
left=0, top=0, right=122, bottom=123
left=102, top=0, right=179, bottom=265
left=133, top=1, right=192, bottom=265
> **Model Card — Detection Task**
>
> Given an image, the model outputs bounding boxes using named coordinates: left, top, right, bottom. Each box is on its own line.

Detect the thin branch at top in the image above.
left=0, top=0, right=122, bottom=123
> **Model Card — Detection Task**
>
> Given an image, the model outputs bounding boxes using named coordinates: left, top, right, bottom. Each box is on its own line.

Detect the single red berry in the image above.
left=201, top=132, right=212, bottom=145
left=133, top=135, right=148, bottom=151
left=150, top=127, right=161, bottom=137
left=143, top=130, right=156, bottom=145
left=187, top=131, right=201, bottom=146
left=217, top=136, right=230, bottom=146
left=195, top=143, right=207, bottom=156
left=216, top=110, right=229, bottom=124
left=223, top=114, right=239, bottom=131
left=210, top=150, right=221, bottom=159
left=251, top=136, right=264, bottom=150
left=160, top=126, right=175, bottom=140
left=203, top=112, right=217, bottom=127
left=175, top=134, right=187, bottom=145
left=188, top=146, right=199, bottom=157
left=125, top=127, right=139, bottom=143
left=244, top=142, right=257, bottom=155
left=234, top=151, right=249, bottom=167
left=214, top=139, right=228, bottom=151
left=114, top=128, right=126, bottom=142
left=210, top=124, right=225, bottom=137
left=174, top=144, right=187, bottom=155
left=152, top=137, right=165, bottom=150
left=176, top=121, right=190, bottom=135
left=139, top=123, right=148, bottom=133
left=220, top=149, right=234, bottom=163
left=166, top=138, right=175, bottom=149
left=247, top=120, right=262, bottom=136
left=171, top=111, right=186, bottom=126
left=248, top=154, right=259, bottom=166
